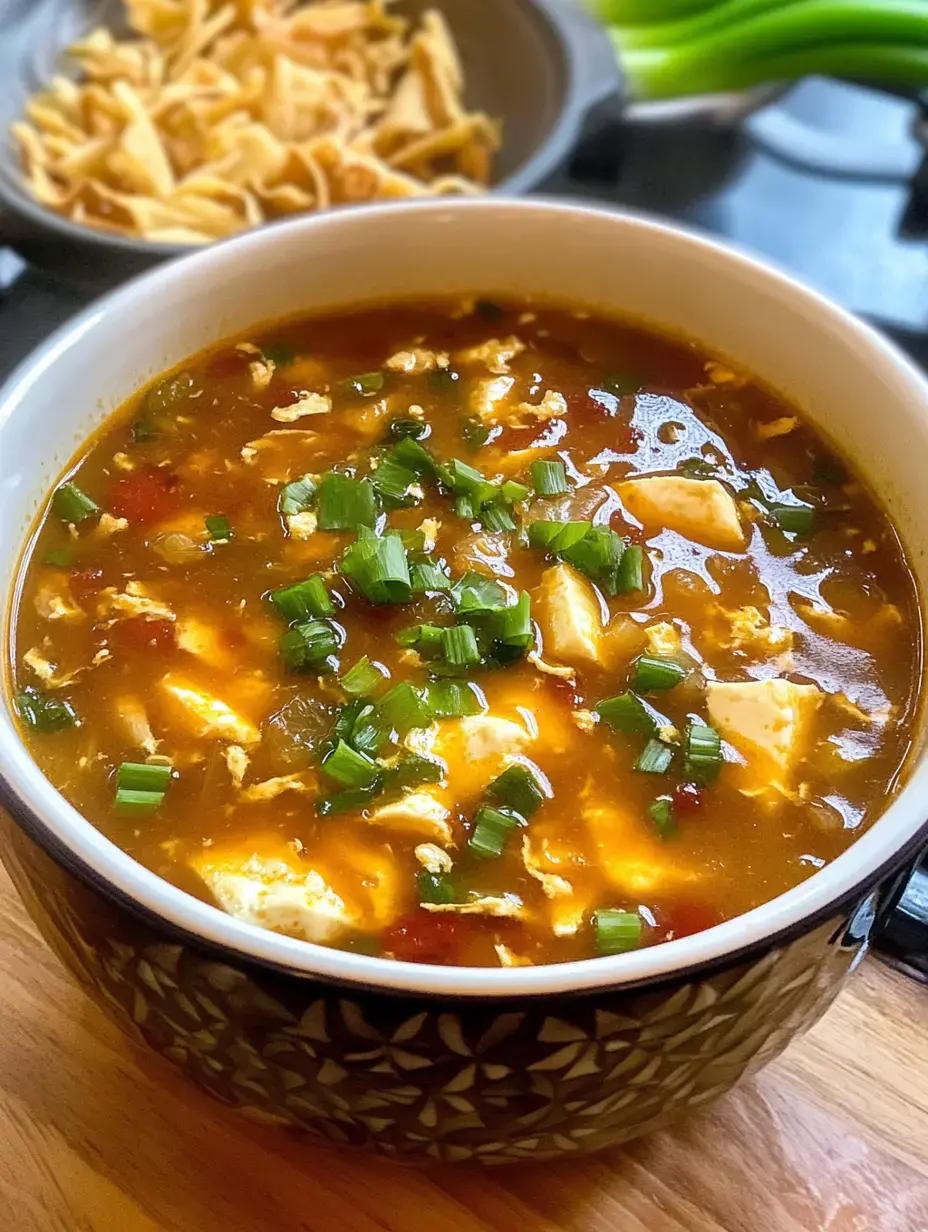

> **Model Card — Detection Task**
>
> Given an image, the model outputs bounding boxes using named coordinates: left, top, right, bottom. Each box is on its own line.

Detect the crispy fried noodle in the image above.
left=11, top=0, right=500, bottom=243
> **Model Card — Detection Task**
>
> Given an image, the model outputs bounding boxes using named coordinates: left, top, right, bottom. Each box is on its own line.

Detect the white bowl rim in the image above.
left=2, top=197, right=927, bottom=999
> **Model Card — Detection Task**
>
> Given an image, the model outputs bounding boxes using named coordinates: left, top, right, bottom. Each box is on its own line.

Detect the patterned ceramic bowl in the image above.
left=1, top=200, right=927, bottom=1164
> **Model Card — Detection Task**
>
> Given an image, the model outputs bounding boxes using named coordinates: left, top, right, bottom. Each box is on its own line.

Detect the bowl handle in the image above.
left=872, top=850, right=928, bottom=984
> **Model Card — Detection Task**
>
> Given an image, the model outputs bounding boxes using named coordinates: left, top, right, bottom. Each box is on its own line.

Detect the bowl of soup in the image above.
left=1, top=200, right=926, bottom=1164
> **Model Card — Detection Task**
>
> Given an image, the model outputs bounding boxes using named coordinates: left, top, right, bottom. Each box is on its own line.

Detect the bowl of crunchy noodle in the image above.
left=0, top=0, right=621, bottom=288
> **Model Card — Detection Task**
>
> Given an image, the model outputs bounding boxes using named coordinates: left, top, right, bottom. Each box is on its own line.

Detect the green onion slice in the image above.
left=53, top=482, right=100, bottom=525
left=487, top=764, right=545, bottom=819
left=316, top=785, right=381, bottom=816
left=616, top=544, right=645, bottom=594
left=636, top=738, right=674, bottom=774
left=341, top=533, right=411, bottom=605
left=316, top=472, right=377, bottom=531
left=278, top=619, right=340, bottom=672
left=279, top=475, right=316, bottom=517
left=118, top=761, right=172, bottom=792
left=204, top=514, right=232, bottom=541
left=685, top=721, right=723, bottom=785
left=16, top=686, right=77, bottom=733
left=596, top=691, right=667, bottom=736
left=321, top=739, right=380, bottom=789
left=425, top=679, right=484, bottom=718
left=531, top=459, right=570, bottom=495
left=270, top=574, right=334, bottom=621
left=441, top=623, right=481, bottom=669
left=341, top=655, right=387, bottom=697
left=649, top=796, right=675, bottom=838
left=418, top=870, right=456, bottom=905
left=632, top=655, right=686, bottom=693
left=595, top=909, right=642, bottom=954
left=115, top=788, right=165, bottom=814
left=376, top=682, right=432, bottom=737
left=468, top=805, right=520, bottom=859
left=343, top=371, right=384, bottom=397
left=769, top=502, right=815, bottom=536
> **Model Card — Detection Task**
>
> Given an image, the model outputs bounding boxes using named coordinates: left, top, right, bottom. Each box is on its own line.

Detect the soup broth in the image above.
left=8, top=298, right=921, bottom=966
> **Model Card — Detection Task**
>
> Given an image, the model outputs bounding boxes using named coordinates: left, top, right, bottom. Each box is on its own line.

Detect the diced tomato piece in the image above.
left=649, top=899, right=725, bottom=942
left=108, top=468, right=180, bottom=525
left=673, top=783, right=705, bottom=813
left=110, top=617, right=176, bottom=653
left=68, top=568, right=105, bottom=602
left=383, top=913, right=471, bottom=965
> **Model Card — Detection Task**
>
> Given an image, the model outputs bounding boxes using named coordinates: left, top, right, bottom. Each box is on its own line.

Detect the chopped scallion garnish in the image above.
left=528, top=519, right=627, bottom=593
left=596, top=691, right=666, bottom=736
left=53, top=482, right=100, bottom=525
left=616, top=544, right=645, bottom=593
left=649, top=796, right=675, bottom=838
left=205, top=514, right=232, bottom=541
left=384, top=755, right=445, bottom=793
left=341, top=532, right=411, bottom=605
left=410, top=560, right=452, bottom=593
left=321, top=739, right=380, bottom=789
left=531, top=459, right=570, bottom=496
left=376, top=682, right=432, bottom=737
left=343, top=371, right=384, bottom=397
left=369, top=454, right=419, bottom=505
left=278, top=619, right=340, bottom=672
left=393, top=436, right=437, bottom=477
left=636, top=738, right=674, bottom=774
left=441, top=623, right=481, bottom=669
left=685, top=722, right=723, bottom=785
left=115, top=788, right=165, bottom=814
left=118, top=761, right=172, bottom=792
left=316, top=473, right=377, bottom=531
left=487, top=764, right=545, bottom=819
left=16, top=686, right=77, bottom=733
left=279, top=475, right=316, bottom=517
left=769, top=502, right=815, bottom=536
left=632, top=655, right=686, bottom=693
left=42, top=547, right=74, bottom=568
left=341, top=655, right=387, bottom=697
left=425, top=679, right=484, bottom=718
left=595, top=909, right=642, bottom=954
left=501, top=479, right=531, bottom=504
left=270, top=574, right=334, bottom=621
left=468, top=805, right=519, bottom=859
left=495, top=591, right=533, bottom=650
left=451, top=572, right=509, bottom=615
left=261, top=340, right=294, bottom=367
left=132, top=419, right=158, bottom=443
left=418, top=870, right=456, bottom=904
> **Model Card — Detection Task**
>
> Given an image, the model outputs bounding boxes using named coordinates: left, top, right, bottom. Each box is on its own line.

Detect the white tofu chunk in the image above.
left=644, top=621, right=681, bottom=657
left=456, top=335, right=526, bottom=375
left=536, top=563, right=603, bottom=667
left=618, top=476, right=745, bottom=551
left=175, top=616, right=231, bottom=669
left=706, top=678, right=822, bottom=781
left=384, top=348, right=448, bottom=373
left=367, top=791, right=453, bottom=845
left=469, top=375, right=515, bottom=423
left=194, top=853, right=356, bottom=944
left=160, top=675, right=261, bottom=745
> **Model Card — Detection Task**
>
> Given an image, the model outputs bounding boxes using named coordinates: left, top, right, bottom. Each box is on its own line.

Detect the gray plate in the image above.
left=0, top=0, right=622, bottom=289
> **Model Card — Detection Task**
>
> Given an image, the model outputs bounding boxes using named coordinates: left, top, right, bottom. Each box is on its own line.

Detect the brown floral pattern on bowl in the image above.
left=0, top=809, right=877, bottom=1164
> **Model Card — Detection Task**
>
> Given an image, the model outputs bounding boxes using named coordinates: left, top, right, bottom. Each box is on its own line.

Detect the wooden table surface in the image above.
left=1, top=864, right=926, bottom=1232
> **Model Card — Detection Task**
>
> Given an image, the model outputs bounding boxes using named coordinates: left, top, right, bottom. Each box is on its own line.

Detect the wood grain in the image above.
left=1, top=863, right=926, bottom=1232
